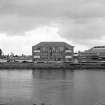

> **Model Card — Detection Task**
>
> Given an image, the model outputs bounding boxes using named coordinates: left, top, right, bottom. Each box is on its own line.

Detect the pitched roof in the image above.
left=87, top=46, right=105, bottom=53
left=33, top=42, right=73, bottom=48
left=93, top=46, right=105, bottom=48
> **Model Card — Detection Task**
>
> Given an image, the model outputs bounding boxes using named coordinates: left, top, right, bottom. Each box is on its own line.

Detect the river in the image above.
left=0, top=69, right=105, bottom=105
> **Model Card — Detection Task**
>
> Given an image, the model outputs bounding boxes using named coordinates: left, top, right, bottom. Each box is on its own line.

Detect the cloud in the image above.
left=0, top=26, right=65, bottom=55
left=58, top=18, right=105, bottom=44
left=0, top=14, right=53, bottom=35
left=1, top=0, right=105, bottom=17
left=0, top=0, right=105, bottom=48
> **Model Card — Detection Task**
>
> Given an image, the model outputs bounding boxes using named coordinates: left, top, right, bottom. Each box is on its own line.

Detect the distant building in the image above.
left=15, top=55, right=32, bottom=63
left=79, top=46, right=105, bottom=63
left=32, top=42, right=74, bottom=63
left=78, top=51, right=98, bottom=63
left=89, top=46, right=105, bottom=57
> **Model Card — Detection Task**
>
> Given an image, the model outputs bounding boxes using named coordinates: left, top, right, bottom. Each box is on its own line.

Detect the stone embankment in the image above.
left=0, top=62, right=105, bottom=69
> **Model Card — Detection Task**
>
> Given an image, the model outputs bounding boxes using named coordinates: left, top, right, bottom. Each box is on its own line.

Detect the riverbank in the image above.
left=0, top=62, right=105, bottom=69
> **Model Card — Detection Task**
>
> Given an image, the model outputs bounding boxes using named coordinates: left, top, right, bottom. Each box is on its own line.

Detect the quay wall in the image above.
left=0, top=62, right=105, bottom=69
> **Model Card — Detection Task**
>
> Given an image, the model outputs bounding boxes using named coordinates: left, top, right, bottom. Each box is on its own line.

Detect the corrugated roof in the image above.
left=33, top=42, right=73, bottom=48
left=93, top=46, right=105, bottom=48
left=87, top=46, right=105, bottom=53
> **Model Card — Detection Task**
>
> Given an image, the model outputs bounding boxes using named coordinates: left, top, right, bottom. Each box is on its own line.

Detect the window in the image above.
left=34, top=56, right=40, bottom=58
left=65, top=56, right=72, bottom=58
left=42, top=47, right=46, bottom=51
left=52, top=47, right=56, bottom=52
left=59, top=47, right=64, bottom=51
left=65, top=50, right=72, bottom=53
left=34, top=50, right=40, bottom=52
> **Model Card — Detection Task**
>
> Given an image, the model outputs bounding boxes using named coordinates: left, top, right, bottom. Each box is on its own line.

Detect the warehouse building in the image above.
left=79, top=46, right=105, bottom=63
left=32, top=42, right=74, bottom=63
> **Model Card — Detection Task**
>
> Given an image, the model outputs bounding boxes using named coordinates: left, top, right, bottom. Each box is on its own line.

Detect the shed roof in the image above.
left=86, top=46, right=105, bottom=53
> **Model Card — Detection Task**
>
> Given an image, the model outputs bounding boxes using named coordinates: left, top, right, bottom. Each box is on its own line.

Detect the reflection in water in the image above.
left=0, top=70, right=105, bottom=105
left=32, top=70, right=74, bottom=105
left=0, top=70, right=33, bottom=105
left=72, top=70, right=105, bottom=105
left=32, top=69, right=73, bottom=80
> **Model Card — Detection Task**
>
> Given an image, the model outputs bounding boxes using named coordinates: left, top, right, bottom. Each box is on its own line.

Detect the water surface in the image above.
left=0, top=69, right=105, bottom=105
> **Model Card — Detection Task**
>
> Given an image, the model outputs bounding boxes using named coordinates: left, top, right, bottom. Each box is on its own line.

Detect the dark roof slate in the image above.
left=33, top=42, right=73, bottom=48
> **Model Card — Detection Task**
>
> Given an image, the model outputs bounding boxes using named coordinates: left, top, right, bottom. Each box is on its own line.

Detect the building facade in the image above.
left=32, top=42, right=74, bottom=63
left=78, top=51, right=98, bottom=63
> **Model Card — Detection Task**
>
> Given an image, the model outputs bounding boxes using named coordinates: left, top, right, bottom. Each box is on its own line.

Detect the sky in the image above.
left=0, top=0, right=105, bottom=55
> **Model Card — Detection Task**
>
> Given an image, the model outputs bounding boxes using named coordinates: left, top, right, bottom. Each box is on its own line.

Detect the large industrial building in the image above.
left=79, top=46, right=105, bottom=62
left=32, top=42, right=74, bottom=63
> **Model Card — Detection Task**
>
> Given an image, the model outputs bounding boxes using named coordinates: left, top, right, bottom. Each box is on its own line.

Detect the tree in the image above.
left=0, top=49, right=2, bottom=57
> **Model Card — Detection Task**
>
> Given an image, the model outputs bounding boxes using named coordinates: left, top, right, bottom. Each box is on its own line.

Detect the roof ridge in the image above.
left=33, top=42, right=73, bottom=47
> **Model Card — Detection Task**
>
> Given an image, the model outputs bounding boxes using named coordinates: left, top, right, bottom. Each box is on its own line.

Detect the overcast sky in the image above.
left=0, top=0, right=105, bottom=55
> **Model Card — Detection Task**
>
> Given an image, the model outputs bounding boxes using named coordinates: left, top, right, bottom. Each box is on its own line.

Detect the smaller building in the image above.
left=79, top=46, right=105, bottom=63
left=78, top=51, right=98, bottom=63
left=89, top=46, right=105, bottom=58
left=32, top=42, right=74, bottom=63
left=15, top=55, right=32, bottom=63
